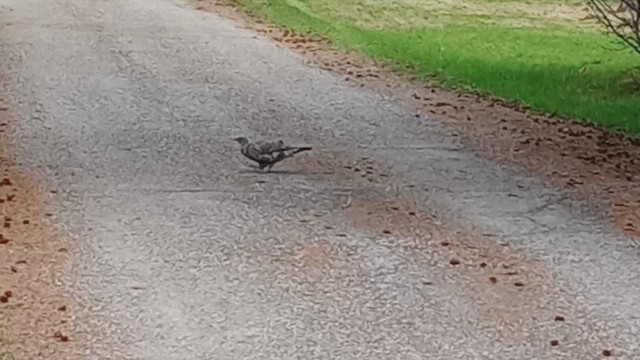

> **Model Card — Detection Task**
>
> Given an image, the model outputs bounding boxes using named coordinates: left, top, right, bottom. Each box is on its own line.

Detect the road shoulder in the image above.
left=0, top=83, right=123, bottom=359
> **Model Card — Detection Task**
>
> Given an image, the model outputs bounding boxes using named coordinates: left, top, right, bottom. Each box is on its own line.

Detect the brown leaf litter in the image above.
left=0, top=88, right=124, bottom=359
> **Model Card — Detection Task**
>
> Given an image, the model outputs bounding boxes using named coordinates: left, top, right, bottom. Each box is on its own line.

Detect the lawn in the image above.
left=234, top=0, right=640, bottom=133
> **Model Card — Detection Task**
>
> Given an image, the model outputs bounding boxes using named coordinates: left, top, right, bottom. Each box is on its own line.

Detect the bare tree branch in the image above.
left=586, top=0, right=640, bottom=55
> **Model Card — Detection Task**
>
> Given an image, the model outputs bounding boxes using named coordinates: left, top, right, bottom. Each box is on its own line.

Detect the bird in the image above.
left=233, top=136, right=312, bottom=172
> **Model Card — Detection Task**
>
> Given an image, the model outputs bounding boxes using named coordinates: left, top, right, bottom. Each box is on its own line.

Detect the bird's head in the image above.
left=233, top=136, right=248, bottom=145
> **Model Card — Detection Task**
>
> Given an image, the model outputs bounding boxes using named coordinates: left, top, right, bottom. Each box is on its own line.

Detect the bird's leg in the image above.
left=265, top=152, right=283, bottom=173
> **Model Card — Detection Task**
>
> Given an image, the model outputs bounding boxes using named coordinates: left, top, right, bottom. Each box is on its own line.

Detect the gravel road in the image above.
left=1, top=0, right=639, bottom=358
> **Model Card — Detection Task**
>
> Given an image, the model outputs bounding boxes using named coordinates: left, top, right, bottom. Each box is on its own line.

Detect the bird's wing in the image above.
left=242, top=143, right=274, bottom=163
left=254, top=140, right=286, bottom=154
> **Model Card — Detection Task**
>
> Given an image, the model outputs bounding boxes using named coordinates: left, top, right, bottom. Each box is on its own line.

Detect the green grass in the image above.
left=235, top=0, right=640, bottom=133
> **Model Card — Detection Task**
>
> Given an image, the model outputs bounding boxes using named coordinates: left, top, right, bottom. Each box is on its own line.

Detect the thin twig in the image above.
left=587, top=0, right=640, bottom=54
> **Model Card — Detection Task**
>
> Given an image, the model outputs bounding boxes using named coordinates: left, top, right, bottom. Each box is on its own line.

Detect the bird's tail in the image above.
left=290, top=146, right=312, bottom=155
left=259, top=147, right=312, bottom=169
left=276, top=147, right=310, bottom=160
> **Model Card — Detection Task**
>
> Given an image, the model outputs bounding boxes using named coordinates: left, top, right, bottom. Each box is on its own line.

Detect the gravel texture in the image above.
left=193, top=0, right=640, bottom=241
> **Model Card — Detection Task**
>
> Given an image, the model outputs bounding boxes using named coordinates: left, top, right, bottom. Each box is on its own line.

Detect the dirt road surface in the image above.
left=0, top=0, right=639, bottom=358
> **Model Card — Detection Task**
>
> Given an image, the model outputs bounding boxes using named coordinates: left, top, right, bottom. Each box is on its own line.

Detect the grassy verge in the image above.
left=234, top=0, right=640, bottom=133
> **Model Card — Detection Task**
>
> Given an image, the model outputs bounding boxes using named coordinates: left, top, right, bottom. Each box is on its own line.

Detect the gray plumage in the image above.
left=233, top=136, right=312, bottom=172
